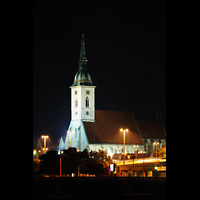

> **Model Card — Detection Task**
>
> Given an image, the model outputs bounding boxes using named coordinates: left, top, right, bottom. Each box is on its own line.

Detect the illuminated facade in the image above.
left=70, top=34, right=96, bottom=122
left=59, top=34, right=166, bottom=157
left=60, top=34, right=96, bottom=151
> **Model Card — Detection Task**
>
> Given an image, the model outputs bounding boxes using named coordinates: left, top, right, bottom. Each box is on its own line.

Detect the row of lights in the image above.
left=36, top=132, right=160, bottom=156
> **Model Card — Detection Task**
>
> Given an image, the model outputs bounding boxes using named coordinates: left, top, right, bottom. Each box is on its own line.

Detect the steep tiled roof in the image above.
left=83, top=110, right=143, bottom=145
left=136, top=120, right=166, bottom=139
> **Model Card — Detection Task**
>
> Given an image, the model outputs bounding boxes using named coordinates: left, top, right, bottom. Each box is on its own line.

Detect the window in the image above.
left=86, top=90, right=90, bottom=95
left=75, top=91, right=77, bottom=95
left=75, top=128, right=77, bottom=138
left=75, top=100, right=78, bottom=107
left=86, top=97, right=89, bottom=107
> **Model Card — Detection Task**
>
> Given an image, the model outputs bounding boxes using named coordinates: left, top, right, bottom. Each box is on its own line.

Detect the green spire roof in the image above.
left=72, top=34, right=93, bottom=86
left=78, top=34, right=87, bottom=69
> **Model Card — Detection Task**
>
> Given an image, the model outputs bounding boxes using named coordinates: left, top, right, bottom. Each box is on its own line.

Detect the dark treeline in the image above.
left=33, top=148, right=113, bottom=177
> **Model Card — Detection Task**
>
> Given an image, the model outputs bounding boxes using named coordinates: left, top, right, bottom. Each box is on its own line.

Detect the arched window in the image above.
left=86, top=97, right=89, bottom=107
left=75, top=128, right=77, bottom=138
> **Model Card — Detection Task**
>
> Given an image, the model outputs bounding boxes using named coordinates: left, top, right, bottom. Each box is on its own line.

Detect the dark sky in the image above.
left=33, top=1, right=166, bottom=141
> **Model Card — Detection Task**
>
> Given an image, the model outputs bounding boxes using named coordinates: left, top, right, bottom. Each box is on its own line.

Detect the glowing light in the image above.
left=109, top=164, right=115, bottom=171
left=115, top=157, right=166, bottom=165
left=120, top=128, right=128, bottom=132
left=41, top=135, right=49, bottom=138
left=33, top=150, right=36, bottom=155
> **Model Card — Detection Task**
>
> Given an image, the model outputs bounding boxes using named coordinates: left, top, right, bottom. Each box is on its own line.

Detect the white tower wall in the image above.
left=64, top=120, right=89, bottom=151
left=70, top=85, right=96, bottom=122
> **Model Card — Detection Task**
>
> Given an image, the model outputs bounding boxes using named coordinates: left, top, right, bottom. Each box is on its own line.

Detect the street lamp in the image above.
left=41, top=135, right=49, bottom=153
left=33, top=150, right=36, bottom=158
left=67, top=130, right=74, bottom=147
left=153, top=142, right=159, bottom=159
left=33, top=149, right=41, bottom=159
left=133, top=145, right=139, bottom=159
left=60, top=150, right=64, bottom=177
left=120, top=128, right=128, bottom=165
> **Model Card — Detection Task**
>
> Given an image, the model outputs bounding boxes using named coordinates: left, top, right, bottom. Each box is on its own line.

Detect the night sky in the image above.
left=33, top=1, right=166, bottom=141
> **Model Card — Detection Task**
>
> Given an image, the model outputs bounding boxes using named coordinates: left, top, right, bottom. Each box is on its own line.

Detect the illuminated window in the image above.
left=148, top=171, right=153, bottom=177
left=86, top=97, right=89, bottom=107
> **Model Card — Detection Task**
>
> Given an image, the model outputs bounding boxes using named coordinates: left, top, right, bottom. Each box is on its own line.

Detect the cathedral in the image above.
left=58, top=34, right=166, bottom=157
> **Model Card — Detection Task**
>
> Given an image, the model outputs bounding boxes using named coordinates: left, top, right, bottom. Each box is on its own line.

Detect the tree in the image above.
left=84, top=159, right=105, bottom=176
left=61, top=148, right=80, bottom=175
left=36, top=148, right=114, bottom=177
left=85, top=149, right=114, bottom=176
left=33, top=158, right=40, bottom=177
left=39, top=150, right=59, bottom=176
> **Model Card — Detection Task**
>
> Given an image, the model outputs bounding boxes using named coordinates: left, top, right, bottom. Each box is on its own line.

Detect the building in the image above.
left=58, top=34, right=166, bottom=157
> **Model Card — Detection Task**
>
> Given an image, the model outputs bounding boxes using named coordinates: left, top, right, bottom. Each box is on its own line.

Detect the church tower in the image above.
left=70, top=34, right=96, bottom=122
left=60, top=34, right=96, bottom=151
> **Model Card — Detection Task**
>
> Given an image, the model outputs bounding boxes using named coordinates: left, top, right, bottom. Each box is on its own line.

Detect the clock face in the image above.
left=86, top=111, right=89, bottom=115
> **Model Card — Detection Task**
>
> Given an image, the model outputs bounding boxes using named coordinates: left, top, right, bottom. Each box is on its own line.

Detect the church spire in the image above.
left=72, top=34, right=93, bottom=86
left=78, top=34, right=88, bottom=70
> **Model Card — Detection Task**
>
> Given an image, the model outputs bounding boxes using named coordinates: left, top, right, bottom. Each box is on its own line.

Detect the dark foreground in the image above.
left=33, top=177, right=166, bottom=199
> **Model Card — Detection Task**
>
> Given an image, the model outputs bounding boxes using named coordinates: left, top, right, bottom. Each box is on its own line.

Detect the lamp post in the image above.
left=41, top=135, right=49, bottom=153
left=133, top=145, right=139, bottom=159
left=60, top=150, right=64, bottom=177
left=132, top=155, right=135, bottom=177
left=141, top=151, right=144, bottom=177
left=153, top=142, right=159, bottom=159
left=67, top=130, right=74, bottom=147
left=38, top=150, right=41, bottom=159
left=120, top=128, right=128, bottom=165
